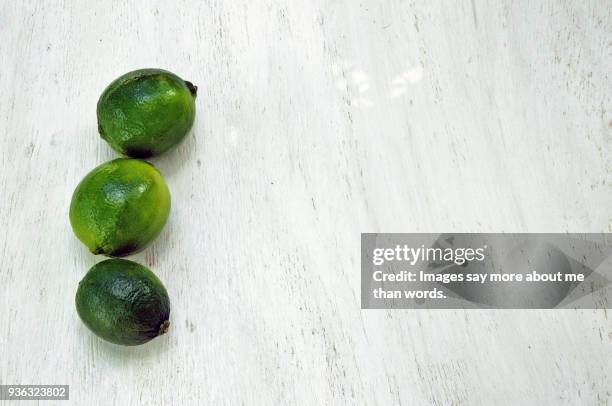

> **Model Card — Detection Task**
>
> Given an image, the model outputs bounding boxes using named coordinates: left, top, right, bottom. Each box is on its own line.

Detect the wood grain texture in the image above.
left=0, top=1, right=611, bottom=405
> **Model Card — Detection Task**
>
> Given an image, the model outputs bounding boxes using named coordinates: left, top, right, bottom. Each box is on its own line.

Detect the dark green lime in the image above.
left=97, top=68, right=197, bottom=158
left=76, top=259, right=170, bottom=346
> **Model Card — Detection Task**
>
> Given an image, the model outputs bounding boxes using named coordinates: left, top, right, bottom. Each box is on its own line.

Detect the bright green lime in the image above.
left=76, top=259, right=170, bottom=346
left=69, top=158, right=170, bottom=257
left=97, top=68, right=197, bottom=158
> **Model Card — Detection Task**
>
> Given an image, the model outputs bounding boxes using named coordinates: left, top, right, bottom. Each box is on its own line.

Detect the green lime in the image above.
left=97, top=68, right=197, bottom=158
left=76, top=259, right=170, bottom=346
left=69, top=158, right=170, bottom=257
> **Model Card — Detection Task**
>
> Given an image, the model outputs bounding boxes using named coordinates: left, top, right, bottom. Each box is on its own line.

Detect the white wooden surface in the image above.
left=1, top=1, right=611, bottom=405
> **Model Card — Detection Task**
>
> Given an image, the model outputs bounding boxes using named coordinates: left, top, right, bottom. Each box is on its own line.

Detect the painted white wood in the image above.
left=0, top=1, right=610, bottom=404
